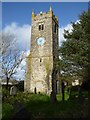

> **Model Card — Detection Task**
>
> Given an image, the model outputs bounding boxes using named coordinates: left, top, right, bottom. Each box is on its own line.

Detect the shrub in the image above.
left=2, top=88, right=10, bottom=101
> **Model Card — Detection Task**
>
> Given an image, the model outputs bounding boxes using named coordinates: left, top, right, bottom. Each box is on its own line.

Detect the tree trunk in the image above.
left=50, top=91, right=57, bottom=104
left=50, top=70, right=57, bottom=103
left=61, top=81, right=65, bottom=101
left=69, top=87, right=72, bottom=99
left=78, top=86, right=83, bottom=104
left=6, top=77, right=9, bottom=89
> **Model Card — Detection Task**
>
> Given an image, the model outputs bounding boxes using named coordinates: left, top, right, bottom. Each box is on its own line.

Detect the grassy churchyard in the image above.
left=2, top=87, right=88, bottom=120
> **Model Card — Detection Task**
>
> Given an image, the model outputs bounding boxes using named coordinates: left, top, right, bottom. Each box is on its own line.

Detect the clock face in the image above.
left=37, top=37, right=45, bottom=46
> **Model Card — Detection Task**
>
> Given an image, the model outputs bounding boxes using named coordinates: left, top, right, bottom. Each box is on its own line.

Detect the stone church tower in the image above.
left=24, top=7, right=59, bottom=94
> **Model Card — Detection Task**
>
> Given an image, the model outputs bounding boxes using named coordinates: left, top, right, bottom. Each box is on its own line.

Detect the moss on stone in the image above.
left=45, top=63, right=50, bottom=73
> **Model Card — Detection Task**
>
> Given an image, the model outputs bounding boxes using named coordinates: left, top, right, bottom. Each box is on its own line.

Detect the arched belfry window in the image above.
left=39, top=25, right=41, bottom=31
left=39, top=24, right=44, bottom=31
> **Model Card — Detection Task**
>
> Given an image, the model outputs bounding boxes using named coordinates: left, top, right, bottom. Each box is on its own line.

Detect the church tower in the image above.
left=24, top=7, right=59, bottom=94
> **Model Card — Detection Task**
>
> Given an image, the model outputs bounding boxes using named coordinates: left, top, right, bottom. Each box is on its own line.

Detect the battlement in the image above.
left=32, top=6, right=58, bottom=23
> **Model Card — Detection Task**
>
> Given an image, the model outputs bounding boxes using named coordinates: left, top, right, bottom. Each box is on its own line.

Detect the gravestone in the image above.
left=10, top=86, right=17, bottom=95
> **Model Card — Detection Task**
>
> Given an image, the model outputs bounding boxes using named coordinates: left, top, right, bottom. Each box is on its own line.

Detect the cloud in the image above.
left=59, top=20, right=80, bottom=46
left=59, top=23, right=73, bottom=46
left=12, top=50, right=30, bottom=80
left=3, top=22, right=31, bottom=51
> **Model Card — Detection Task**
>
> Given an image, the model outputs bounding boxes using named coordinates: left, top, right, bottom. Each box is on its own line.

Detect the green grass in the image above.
left=57, top=91, right=69, bottom=101
left=2, top=91, right=88, bottom=119
left=23, top=94, right=79, bottom=118
left=2, top=103, right=13, bottom=120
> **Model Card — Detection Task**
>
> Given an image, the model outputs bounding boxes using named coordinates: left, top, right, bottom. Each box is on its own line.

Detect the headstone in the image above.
left=10, top=86, right=17, bottom=95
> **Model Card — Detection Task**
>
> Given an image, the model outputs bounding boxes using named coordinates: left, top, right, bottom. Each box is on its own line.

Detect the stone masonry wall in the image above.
left=25, top=8, right=59, bottom=94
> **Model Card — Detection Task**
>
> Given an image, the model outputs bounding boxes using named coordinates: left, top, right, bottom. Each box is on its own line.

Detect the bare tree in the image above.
left=0, top=31, right=25, bottom=89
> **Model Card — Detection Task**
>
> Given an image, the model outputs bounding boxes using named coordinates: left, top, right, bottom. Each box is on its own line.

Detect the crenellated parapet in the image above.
left=32, top=6, right=58, bottom=24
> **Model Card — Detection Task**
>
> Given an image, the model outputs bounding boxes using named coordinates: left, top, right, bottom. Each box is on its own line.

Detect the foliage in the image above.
left=59, top=10, right=89, bottom=83
left=2, top=88, right=10, bottom=101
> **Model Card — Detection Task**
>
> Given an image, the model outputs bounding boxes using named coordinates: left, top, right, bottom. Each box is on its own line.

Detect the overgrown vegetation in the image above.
left=2, top=88, right=88, bottom=120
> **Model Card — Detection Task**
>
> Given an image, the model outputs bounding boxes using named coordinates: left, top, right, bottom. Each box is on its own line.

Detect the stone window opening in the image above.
left=34, top=87, right=37, bottom=94
left=39, top=24, right=44, bottom=31
left=40, top=58, right=42, bottom=62
left=39, top=25, right=41, bottom=31
left=42, top=24, right=44, bottom=30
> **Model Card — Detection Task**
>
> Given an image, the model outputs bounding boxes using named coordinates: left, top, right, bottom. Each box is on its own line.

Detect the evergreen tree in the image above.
left=59, top=10, right=89, bottom=85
